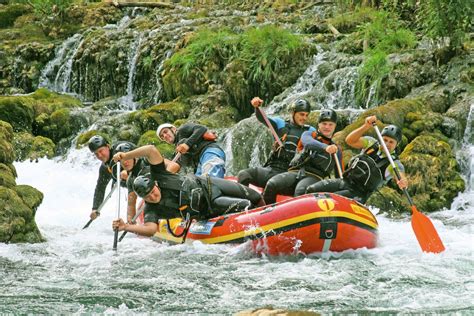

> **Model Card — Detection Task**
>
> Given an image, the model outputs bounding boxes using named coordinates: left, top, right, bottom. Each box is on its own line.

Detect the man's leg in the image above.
left=197, top=148, right=226, bottom=178
left=294, top=175, right=321, bottom=197
left=263, top=172, right=298, bottom=204
left=237, top=166, right=279, bottom=188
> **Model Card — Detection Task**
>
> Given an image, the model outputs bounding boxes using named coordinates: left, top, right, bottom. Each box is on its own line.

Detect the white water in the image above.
left=2, top=123, right=473, bottom=313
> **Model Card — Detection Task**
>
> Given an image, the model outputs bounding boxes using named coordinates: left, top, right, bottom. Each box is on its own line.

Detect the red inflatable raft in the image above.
left=152, top=192, right=378, bottom=255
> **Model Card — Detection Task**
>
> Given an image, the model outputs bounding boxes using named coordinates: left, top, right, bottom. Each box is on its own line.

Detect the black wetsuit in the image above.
left=305, top=139, right=404, bottom=203
left=263, top=130, right=342, bottom=204
left=174, top=122, right=223, bottom=173
left=143, top=161, right=263, bottom=223
left=237, top=108, right=315, bottom=188
left=91, top=141, right=132, bottom=210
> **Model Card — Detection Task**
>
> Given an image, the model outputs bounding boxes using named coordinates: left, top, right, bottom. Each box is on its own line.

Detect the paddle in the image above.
left=118, top=200, right=145, bottom=242
left=113, top=163, right=121, bottom=251
left=82, top=182, right=117, bottom=229
left=257, top=107, right=283, bottom=147
left=373, top=125, right=445, bottom=253
left=334, top=152, right=343, bottom=178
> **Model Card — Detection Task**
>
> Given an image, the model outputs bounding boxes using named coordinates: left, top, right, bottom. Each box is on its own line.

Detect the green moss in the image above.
left=0, top=4, right=31, bottom=28
left=0, top=163, right=16, bottom=189
left=76, top=130, right=110, bottom=149
left=137, top=130, right=175, bottom=160
left=197, top=106, right=239, bottom=129
left=0, top=96, right=35, bottom=132
left=128, top=101, right=190, bottom=132
left=15, top=185, right=44, bottom=212
left=328, top=6, right=378, bottom=33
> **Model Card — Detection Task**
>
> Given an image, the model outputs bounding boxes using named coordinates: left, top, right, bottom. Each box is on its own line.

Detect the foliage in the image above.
left=166, top=29, right=238, bottom=79
left=352, top=10, right=416, bottom=107
left=0, top=4, right=30, bottom=28
left=239, top=25, right=303, bottom=84
left=327, top=6, right=377, bottom=33
left=419, top=0, right=473, bottom=49
left=11, top=0, right=74, bottom=23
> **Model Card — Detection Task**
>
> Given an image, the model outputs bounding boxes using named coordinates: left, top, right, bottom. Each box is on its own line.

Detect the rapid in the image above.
left=1, top=109, right=473, bottom=314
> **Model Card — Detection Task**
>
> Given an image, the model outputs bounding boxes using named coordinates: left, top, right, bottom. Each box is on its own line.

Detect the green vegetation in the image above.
left=349, top=10, right=416, bottom=106
left=0, top=4, right=30, bottom=28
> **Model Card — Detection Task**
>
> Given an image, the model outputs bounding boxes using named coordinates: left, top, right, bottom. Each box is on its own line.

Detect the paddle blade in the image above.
left=411, top=205, right=445, bottom=253
left=82, top=219, right=93, bottom=230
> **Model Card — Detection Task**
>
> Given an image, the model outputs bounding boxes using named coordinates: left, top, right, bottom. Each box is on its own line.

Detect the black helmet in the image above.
left=318, top=109, right=338, bottom=124
left=289, top=99, right=311, bottom=113
left=133, top=174, right=155, bottom=198
left=88, top=135, right=109, bottom=152
left=381, top=124, right=402, bottom=143
left=114, top=142, right=136, bottom=154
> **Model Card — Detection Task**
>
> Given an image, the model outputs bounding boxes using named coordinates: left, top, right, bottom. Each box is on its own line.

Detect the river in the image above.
left=1, top=140, right=472, bottom=314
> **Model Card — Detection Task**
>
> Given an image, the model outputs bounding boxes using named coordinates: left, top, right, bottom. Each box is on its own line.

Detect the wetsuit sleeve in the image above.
left=143, top=203, right=160, bottom=223
left=150, top=160, right=168, bottom=178
left=301, top=131, right=328, bottom=151
left=179, top=123, right=207, bottom=148
left=254, top=108, right=286, bottom=131
left=92, top=164, right=112, bottom=210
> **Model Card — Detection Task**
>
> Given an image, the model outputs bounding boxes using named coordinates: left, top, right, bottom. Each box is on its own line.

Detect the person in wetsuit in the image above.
left=262, top=109, right=343, bottom=204
left=237, top=97, right=316, bottom=189
left=111, top=145, right=264, bottom=237
left=305, top=115, right=408, bottom=203
left=157, top=122, right=226, bottom=178
left=87, top=135, right=132, bottom=221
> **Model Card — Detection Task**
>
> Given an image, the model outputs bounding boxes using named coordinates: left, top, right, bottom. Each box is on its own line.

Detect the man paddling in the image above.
left=87, top=135, right=132, bottom=221
left=157, top=122, right=226, bottom=178
left=237, top=97, right=316, bottom=189
left=112, top=145, right=264, bottom=237
left=306, top=115, right=408, bottom=203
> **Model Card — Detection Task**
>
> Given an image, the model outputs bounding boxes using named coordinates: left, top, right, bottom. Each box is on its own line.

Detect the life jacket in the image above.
left=266, top=120, right=312, bottom=170
left=147, top=173, right=210, bottom=219
left=343, top=142, right=394, bottom=194
left=289, top=130, right=337, bottom=178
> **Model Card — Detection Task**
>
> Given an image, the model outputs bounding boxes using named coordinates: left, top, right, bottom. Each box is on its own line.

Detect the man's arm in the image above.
left=164, top=158, right=180, bottom=173
left=346, top=115, right=377, bottom=149
left=181, top=123, right=207, bottom=148
left=113, top=219, right=158, bottom=237
left=114, top=145, right=163, bottom=165
left=90, top=165, right=111, bottom=219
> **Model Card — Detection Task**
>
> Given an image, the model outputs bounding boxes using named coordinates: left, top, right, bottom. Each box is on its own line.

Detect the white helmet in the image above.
left=156, top=123, right=176, bottom=141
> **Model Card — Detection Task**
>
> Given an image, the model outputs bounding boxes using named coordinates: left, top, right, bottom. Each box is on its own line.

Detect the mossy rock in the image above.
left=399, top=134, right=465, bottom=212
left=0, top=96, right=35, bottom=132
left=13, top=131, right=55, bottom=161
left=0, top=163, right=16, bottom=189
left=366, top=187, right=410, bottom=216
left=137, top=130, right=175, bottom=160
left=0, top=4, right=30, bottom=28
left=0, top=121, right=15, bottom=164
left=0, top=186, right=43, bottom=243
left=197, top=106, right=239, bottom=129
left=128, top=101, right=190, bottom=132
left=15, top=184, right=43, bottom=212
left=30, top=88, right=82, bottom=116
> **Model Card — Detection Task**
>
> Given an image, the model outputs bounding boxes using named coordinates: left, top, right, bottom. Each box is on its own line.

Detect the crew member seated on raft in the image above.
left=156, top=122, right=226, bottom=178
left=305, top=115, right=408, bottom=203
left=112, top=142, right=180, bottom=223
left=87, top=135, right=132, bottom=221
left=111, top=145, right=264, bottom=237
left=237, top=96, right=316, bottom=189
left=262, top=109, right=343, bottom=204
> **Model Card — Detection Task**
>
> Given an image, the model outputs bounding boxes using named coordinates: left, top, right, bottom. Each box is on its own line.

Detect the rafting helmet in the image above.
left=318, top=109, right=338, bottom=124
left=88, top=135, right=109, bottom=152
left=114, top=142, right=136, bottom=154
left=156, top=123, right=176, bottom=141
left=381, top=124, right=402, bottom=144
left=133, top=174, right=155, bottom=198
left=289, top=99, right=311, bottom=113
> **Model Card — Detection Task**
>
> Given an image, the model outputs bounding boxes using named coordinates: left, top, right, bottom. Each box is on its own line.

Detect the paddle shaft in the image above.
left=113, top=163, right=121, bottom=251
left=82, top=182, right=117, bottom=229
left=333, top=152, right=343, bottom=178
left=373, top=126, right=413, bottom=203
left=118, top=200, right=145, bottom=242
left=257, top=107, right=283, bottom=147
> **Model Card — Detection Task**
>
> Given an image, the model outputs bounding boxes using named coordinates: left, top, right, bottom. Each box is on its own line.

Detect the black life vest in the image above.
left=146, top=173, right=209, bottom=219
left=266, top=121, right=312, bottom=170
left=289, top=131, right=336, bottom=178
left=343, top=142, right=393, bottom=194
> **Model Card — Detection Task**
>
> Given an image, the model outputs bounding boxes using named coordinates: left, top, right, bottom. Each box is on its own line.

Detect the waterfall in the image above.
left=118, top=33, right=144, bottom=110
left=267, top=50, right=361, bottom=114
left=38, top=33, right=84, bottom=92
